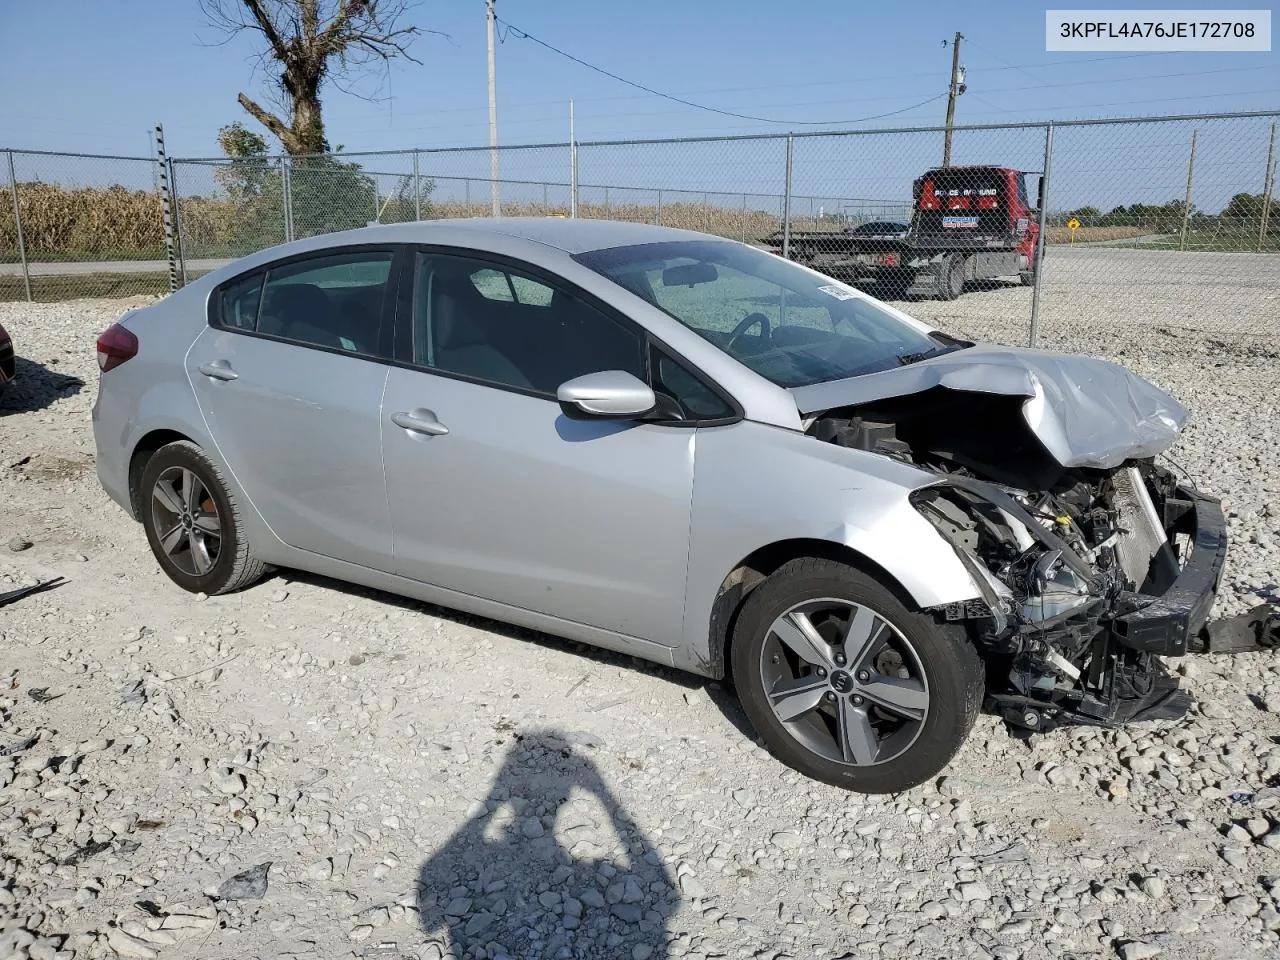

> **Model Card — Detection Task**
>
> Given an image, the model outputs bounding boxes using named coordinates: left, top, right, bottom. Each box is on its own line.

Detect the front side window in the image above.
left=411, top=252, right=644, bottom=395
left=576, top=240, right=966, bottom=388
left=245, top=250, right=394, bottom=356
left=652, top=349, right=734, bottom=421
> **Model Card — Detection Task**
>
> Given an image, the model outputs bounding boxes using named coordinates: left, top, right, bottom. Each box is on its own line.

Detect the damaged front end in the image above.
left=800, top=349, right=1274, bottom=735
left=910, top=466, right=1228, bottom=733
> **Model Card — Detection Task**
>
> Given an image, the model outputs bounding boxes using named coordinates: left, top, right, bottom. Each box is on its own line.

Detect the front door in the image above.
left=380, top=250, right=695, bottom=645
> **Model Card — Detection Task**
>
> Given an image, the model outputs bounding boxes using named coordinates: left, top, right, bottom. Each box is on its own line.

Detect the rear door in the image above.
left=185, top=246, right=402, bottom=571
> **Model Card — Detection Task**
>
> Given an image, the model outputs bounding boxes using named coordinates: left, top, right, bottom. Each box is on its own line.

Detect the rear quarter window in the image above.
left=217, top=272, right=265, bottom=330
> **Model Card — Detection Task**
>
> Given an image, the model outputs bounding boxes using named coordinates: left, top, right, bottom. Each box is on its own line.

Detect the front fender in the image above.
left=679, top=420, right=983, bottom=673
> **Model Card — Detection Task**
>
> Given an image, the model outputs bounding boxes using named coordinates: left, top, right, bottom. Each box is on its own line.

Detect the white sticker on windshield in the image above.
left=817, top=283, right=859, bottom=300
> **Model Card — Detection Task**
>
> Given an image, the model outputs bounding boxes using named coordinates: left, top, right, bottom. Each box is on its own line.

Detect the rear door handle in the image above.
left=198, top=360, right=238, bottom=382
left=391, top=409, right=449, bottom=437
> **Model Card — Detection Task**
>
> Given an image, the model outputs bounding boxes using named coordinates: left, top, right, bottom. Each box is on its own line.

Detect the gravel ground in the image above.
left=1, top=257, right=1279, bottom=960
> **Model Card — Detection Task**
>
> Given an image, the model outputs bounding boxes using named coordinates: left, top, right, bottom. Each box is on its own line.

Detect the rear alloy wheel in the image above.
left=731, top=558, right=983, bottom=793
left=139, top=441, right=267, bottom=595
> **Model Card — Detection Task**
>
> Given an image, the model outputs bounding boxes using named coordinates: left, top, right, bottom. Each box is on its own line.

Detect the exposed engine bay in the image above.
left=806, top=387, right=1267, bottom=734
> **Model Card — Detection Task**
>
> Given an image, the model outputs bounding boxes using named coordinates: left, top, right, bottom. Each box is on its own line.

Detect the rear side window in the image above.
left=254, top=251, right=394, bottom=356
left=217, top=272, right=264, bottom=331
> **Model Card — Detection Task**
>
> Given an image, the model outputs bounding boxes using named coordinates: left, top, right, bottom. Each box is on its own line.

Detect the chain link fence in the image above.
left=2, top=109, right=1277, bottom=354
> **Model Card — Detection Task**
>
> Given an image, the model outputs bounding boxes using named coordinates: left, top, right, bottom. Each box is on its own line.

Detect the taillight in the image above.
left=96, top=323, right=138, bottom=372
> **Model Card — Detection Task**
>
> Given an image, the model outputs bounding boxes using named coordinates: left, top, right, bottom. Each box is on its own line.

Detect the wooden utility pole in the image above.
left=486, top=0, right=500, bottom=216
left=1178, top=128, right=1198, bottom=251
left=1260, top=122, right=1276, bottom=252
left=942, top=32, right=963, bottom=168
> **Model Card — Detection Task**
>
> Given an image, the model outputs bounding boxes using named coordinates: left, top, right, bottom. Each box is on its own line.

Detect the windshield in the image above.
left=574, top=240, right=967, bottom=388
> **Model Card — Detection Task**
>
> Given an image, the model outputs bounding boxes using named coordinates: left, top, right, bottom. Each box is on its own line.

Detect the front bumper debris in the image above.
left=1111, top=490, right=1228, bottom=657
left=1194, top=585, right=1280, bottom=654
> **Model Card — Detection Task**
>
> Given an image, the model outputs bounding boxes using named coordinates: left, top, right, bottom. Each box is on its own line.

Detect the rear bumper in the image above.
left=1111, top=489, right=1228, bottom=657
left=91, top=384, right=135, bottom=517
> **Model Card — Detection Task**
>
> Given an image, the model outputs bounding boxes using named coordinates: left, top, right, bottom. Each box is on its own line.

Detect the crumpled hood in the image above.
left=788, top=345, right=1187, bottom=470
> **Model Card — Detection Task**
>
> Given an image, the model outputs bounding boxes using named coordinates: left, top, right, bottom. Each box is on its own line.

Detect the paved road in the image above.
left=0, top=258, right=232, bottom=278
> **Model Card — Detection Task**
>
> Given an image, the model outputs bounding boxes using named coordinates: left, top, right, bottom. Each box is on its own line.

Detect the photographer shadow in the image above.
left=416, top=729, right=677, bottom=959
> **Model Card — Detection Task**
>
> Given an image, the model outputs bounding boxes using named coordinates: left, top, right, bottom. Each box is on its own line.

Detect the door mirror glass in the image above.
left=556, top=370, right=656, bottom=420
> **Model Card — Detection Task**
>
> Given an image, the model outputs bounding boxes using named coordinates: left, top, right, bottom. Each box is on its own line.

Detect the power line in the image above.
left=495, top=17, right=947, bottom=126
left=965, top=38, right=1055, bottom=91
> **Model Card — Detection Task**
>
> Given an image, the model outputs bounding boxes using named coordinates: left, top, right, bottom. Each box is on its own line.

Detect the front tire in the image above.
left=731, top=558, right=983, bottom=793
left=139, top=440, right=267, bottom=595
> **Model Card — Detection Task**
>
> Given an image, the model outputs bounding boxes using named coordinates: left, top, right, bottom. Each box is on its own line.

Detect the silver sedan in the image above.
left=92, top=218, right=1229, bottom=793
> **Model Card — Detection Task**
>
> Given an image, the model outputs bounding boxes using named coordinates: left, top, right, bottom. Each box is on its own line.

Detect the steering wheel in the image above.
left=726, top=312, right=772, bottom=350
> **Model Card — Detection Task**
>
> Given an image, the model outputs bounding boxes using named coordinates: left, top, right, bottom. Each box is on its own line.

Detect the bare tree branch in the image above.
left=237, top=92, right=301, bottom=154
left=240, top=0, right=292, bottom=60
left=204, top=0, right=444, bottom=155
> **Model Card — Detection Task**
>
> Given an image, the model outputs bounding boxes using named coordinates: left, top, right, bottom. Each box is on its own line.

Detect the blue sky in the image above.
left=2, top=0, right=1275, bottom=156
left=1, top=1, right=1276, bottom=213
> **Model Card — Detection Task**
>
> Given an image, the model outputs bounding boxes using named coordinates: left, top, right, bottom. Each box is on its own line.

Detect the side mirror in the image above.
left=556, top=370, right=656, bottom=420
left=1035, top=176, right=1045, bottom=210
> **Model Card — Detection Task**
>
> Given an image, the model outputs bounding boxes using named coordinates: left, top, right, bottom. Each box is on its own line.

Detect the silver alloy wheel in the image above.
left=759, top=597, right=929, bottom=766
left=151, top=466, right=222, bottom=576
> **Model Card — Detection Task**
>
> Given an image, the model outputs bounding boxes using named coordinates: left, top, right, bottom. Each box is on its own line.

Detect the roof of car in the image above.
left=337, top=217, right=730, bottom=255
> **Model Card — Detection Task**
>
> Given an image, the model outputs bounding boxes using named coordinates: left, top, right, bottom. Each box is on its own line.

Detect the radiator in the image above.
left=1112, top=466, right=1168, bottom=590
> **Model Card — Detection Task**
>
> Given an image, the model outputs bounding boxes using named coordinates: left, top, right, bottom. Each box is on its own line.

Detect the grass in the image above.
left=1112, top=230, right=1280, bottom=253
left=0, top=271, right=207, bottom=303
left=1044, top=226, right=1147, bottom=244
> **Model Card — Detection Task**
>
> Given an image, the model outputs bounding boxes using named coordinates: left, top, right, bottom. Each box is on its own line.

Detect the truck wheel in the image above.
left=937, top=255, right=966, bottom=301
left=731, top=558, right=984, bottom=793
left=1019, top=266, right=1036, bottom=286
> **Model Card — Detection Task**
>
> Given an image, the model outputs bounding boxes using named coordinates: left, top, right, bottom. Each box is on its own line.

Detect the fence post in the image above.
left=465, top=178, right=471, bottom=208
left=782, top=134, right=794, bottom=260
left=741, top=193, right=748, bottom=242
left=1178, top=129, right=1198, bottom=251
left=1028, top=123, right=1054, bottom=348
left=154, top=124, right=179, bottom=294
left=413, top=150, right=422, bottom=221
left=570, top=140, right=579, bottom=218
left=1260, top=122, right=1276, bottom=252
left=6, top=151, right=31, bottom=303
left=604, top=185, right=610, bottom=214
left=373, top=180, right=380, bottom=223
left=655, top=189, right=663, bottom=225
left=167, top=157, right=188, bottom=286
left=280, top=158, right=289, bottom=242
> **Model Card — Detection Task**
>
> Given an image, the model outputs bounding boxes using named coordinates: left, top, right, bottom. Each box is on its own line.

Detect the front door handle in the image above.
left=198, top=360, right=238, bottom=382
left=391, top=408, right=449, bottom=437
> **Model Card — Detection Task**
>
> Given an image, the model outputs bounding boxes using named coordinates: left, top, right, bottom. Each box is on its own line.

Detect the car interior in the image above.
left=413, top=257, right=646, bottom=394
left=256, top=279, right=387, bottom=354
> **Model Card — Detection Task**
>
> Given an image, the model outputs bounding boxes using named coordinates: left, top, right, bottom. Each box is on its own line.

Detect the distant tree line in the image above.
left=1056, top=193, right=1278, bottom=233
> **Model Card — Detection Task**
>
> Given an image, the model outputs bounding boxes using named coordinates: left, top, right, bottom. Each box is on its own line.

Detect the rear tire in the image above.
left=731, top=558, right=983, bottom=793
left=936, top=254, right=966, bottom=300
left=139, top=440, right=267, bottom=595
